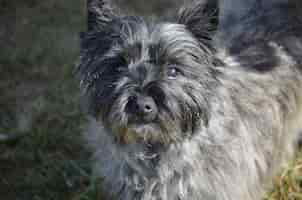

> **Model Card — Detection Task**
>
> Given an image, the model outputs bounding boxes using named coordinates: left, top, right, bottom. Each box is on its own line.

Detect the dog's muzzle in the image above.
left=127, top=95, right=158, bottom=123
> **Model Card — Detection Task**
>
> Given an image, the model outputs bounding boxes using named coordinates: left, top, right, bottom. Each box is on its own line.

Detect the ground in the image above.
left=0, top=1, right=301, bottom=199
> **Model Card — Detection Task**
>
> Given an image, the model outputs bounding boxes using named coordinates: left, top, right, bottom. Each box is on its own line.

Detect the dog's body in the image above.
left=79, top=1, right=302, bottom=199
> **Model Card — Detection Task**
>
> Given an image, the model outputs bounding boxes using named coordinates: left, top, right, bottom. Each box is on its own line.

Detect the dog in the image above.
left=77, top=0, right=302, bottom=199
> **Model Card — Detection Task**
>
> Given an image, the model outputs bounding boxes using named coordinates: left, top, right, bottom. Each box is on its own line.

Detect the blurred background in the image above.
left=0, top=0, right=301, bottom=200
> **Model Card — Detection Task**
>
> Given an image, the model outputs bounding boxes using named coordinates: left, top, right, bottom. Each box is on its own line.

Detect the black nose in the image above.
left=128, top=95, right=158, bottom=122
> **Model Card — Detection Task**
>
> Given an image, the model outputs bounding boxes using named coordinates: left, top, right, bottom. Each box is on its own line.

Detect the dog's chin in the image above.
left=111, top=122, right=169, bottom=145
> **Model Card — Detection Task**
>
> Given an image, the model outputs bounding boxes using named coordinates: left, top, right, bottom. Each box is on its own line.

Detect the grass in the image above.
left=0, top=1, right=92, bottom=199
left=265, top=152, right=302, bottom=200
left=0, top=1, right=301, bottom=200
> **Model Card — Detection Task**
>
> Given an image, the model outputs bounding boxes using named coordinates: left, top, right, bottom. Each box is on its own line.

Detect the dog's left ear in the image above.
left=178, top=0, right=219, bottom=46
left=87, top=0, right=118, bottom=31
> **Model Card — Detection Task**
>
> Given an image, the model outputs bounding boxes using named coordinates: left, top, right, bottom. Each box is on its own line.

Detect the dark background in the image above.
left=0, top=0, right=301, bottom=199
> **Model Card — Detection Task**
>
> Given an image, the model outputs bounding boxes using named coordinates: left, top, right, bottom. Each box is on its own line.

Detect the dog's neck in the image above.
left=121, top=141, right=164, bottom=174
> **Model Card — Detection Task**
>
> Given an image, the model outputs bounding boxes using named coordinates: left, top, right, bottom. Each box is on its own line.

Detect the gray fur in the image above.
left=79, top=0, right=302, bottom=199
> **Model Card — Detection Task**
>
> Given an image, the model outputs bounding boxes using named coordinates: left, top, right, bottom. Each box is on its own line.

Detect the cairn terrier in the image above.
left=78, top=0, right=302, bottom=199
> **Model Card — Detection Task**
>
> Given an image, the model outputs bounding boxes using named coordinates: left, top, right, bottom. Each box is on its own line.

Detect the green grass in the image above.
left=0, top=1, right=301, bottom=200
left=265, top=153, right=302, bottom=200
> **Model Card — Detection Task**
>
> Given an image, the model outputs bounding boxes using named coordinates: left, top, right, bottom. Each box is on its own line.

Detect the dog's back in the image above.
left=217, top=0, right=302, bottom=137
left=216, top=0, right=302, bottom=193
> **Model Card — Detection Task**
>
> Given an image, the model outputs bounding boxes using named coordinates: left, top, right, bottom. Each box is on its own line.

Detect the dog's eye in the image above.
left=167, top=66, right=182, bottom=79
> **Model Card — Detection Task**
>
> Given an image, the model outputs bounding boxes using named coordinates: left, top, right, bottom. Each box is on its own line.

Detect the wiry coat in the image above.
left=79, top=0, right=302, bottom=199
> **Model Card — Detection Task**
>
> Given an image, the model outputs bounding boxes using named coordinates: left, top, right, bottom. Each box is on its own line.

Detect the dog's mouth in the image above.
left=104, top=98, right=189, bottom=145
left=112, top=122, right=165, bottom=144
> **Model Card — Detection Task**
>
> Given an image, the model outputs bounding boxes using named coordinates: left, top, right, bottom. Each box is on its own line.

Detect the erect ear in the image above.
left=178, top=0, right=219, bottom=46
left=87, top=0, right=118, bottom=31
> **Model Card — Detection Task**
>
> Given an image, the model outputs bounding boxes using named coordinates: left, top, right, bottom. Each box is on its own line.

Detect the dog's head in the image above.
left=78, top=0, right=219, bottom=145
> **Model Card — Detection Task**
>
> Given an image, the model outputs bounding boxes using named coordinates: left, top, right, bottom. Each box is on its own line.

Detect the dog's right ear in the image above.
left=177, top=0, right=219, bottom=49
left=87, top=0, right=118, bottom=31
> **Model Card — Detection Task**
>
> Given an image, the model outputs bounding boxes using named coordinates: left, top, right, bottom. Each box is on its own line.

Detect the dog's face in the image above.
left=79, top=0, right=219, bottom=145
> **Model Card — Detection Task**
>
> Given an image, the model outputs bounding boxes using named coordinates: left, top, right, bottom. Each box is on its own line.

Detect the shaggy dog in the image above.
left=78, top=0, right=302, bottom=199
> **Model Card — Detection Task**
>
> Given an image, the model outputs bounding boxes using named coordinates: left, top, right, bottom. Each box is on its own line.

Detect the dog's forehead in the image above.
left=119, top=21, right=204, bottom=64
left=150, top=23, right=194, bottom=42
